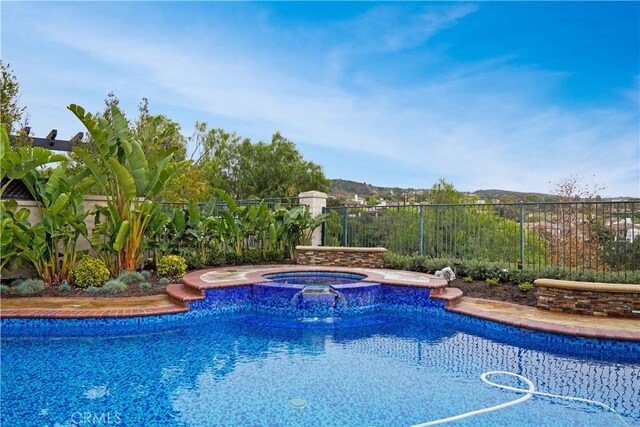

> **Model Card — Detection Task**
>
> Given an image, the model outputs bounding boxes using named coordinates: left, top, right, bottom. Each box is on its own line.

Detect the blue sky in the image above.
left=2, top=2, right=639, bottom=196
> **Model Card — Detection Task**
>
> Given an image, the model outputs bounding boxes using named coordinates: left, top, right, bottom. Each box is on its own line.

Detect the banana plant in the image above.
left=1, top=126, right=88, bottom=283
left=144, top=206, right=173, bottom=263
left=250, top=202, right=275, bottom=258
left=0, top=125, right=66, bottom=197
left=69, top=104, right=190, bottom=273
left=214, top=189, right=247, bottom=256
left=12, top=164, right=91, bottom=285
left=280, top=205, right=327, bottom=258
left=186, top=201, right=221, bottom=263
left=0, top=200, right=31, bottom=272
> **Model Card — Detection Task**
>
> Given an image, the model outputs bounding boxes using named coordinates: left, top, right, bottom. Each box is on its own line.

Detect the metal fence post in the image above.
left=418, top=204, right=424, bottom=256
left=342, top=207, right=348, bottom=247
left=519, top=202, right=525, bottom=270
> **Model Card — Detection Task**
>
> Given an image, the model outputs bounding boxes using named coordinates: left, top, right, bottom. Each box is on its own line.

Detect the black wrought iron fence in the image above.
left=161, top=197, right=301, bottom=214
left=323, top=201, right=640, bottom=275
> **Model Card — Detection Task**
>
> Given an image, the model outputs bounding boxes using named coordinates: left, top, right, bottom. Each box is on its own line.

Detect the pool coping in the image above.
left=0, top=294, right=188, bottom=319
left=448, top=297, right=640, bottom=342
left=180, top=265, right=449, bottom=291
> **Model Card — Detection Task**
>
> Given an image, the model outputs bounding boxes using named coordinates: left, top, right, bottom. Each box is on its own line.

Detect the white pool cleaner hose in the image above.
left=410, top=371, right=628, bottom=427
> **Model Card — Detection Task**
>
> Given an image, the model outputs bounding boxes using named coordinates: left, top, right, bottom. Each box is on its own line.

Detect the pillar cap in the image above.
left=298, top=191, right=328, bottom=199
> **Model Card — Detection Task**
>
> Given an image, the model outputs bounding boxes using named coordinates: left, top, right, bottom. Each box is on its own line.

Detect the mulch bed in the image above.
left=1, top=273, right=169, bottom=299
left=449, top=278, right=537, bottom=307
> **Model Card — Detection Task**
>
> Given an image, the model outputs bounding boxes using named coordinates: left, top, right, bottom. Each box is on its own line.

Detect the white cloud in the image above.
left=339, top=3, right=479, bottom=53
left=3, top=3, right=639, bottom=196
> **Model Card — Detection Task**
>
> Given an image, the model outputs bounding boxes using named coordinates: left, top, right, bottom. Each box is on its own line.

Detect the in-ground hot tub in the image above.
left=254, top=272, right=381, bottom=316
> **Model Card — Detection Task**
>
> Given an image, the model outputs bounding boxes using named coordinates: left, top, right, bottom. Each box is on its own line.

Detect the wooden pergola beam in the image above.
left=8, top=128, right=83, bottom=152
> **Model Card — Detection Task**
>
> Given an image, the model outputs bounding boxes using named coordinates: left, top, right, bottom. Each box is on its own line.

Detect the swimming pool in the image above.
left=2, top=272, right=639, bottom=426
left=3, top=310, right=639, bottom=426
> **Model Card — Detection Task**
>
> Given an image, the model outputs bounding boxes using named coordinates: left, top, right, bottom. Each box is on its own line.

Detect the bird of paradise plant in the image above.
left=68, top=104, right=190, bottom=273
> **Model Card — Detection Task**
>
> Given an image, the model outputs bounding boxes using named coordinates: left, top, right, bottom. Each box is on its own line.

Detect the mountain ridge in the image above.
left=329, top=179, right=637, bottom=201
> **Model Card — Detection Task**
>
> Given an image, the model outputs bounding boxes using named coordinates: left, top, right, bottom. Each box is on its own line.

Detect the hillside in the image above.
left=330, top=179, right=559, bottom=202
left=473, top=189, right=560, bottom=201
left=329, top=179, right=409, bottom=198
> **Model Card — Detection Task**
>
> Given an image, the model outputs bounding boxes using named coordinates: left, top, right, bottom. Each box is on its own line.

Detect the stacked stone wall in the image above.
left=536, top=283, right=640, bottom=318
left=296, top=246, right=386, bottom=268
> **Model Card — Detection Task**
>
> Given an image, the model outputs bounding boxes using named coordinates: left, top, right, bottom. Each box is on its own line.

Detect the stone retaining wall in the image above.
left=535, top=279, right=640, bottom=318
left=296, top=246, right=386, bottom=268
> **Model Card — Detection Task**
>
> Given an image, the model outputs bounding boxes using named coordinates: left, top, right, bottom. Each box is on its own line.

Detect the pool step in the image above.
left=166, top=284, right=205, bottom=305
left=431, top=287, right=463, bottom=306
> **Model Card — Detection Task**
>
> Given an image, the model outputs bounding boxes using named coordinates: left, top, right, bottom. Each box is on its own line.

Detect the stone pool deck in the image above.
left=1, top=265, right=638, bottom=342
left=0, top=295, right=187, bottom=318
left=449, top=298, right=640, bottom=342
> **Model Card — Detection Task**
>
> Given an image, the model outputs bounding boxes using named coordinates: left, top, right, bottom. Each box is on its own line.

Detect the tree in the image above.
left=552, top=175, right=605, bottom=201
left=426, top=178, right=463, bottom=204
left=365, top=195, right=380, bottom=206
left=71, top=94, right=329, bottom=202
left=191, top=125, right=330, bottom=200
left=546, top=175, right=605, bottom=270
left=133, top=97, right=187, bottom=160
left=1, top=61, right=30, bottom=143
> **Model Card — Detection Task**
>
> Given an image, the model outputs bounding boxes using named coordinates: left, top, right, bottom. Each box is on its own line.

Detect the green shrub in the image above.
left=85, top=286, right=100, bottom=294
left=242, top=249, right=261, bottom=265
left=158, top=277, right=171, bottom=286
left=140, top=270, right=151, bottom=280
left=117, top=271, right=145, bottom=285
left=101, top=279, right=128, bottom=295
left=504, top=269, right=537, bottom=285
left=0, top=284, right=10, bottom=295
left=485, top=277, right=499, bottom=286
left=518, top=282, right=534, bottom=292
left=463, top=276, right=473, bottom=283
left=59, top=283, right=72, bottom=293
left=460, top=260, right=503, bottom=281
left=16, top=279, right=46, bottom=295
left=423, top=258, right=458, bottom=274
left=74, top=256, right=110, bottom=288
left=224, top=251, right=242, bottom=266
left=11, top=279, right=24, bottom=287
left=157, top=255, right=187, bottom=280
left=139, top=282, right=152, bottom=291
left=408, top=256, right=428, bottom=272
left=183, top=251, right=206, bottom=270
left=382, top=252, right=640, bottom=285
left=497, top=268, right=511, bottom=282
left=207, top=249, right=226, bottom=266
left=384, top=254, right=458, bottom=275
left=383, top=252, right=412, bottom=270
left=614, top=272, right=640, bottom=284
left=265, top=249, right=285, bottom=262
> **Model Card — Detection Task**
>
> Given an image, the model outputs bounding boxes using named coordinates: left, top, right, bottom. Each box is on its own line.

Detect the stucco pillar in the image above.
left=298, top=190, right=328, bottom=246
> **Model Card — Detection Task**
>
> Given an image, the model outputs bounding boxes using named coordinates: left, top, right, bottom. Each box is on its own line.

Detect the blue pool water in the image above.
left=2, top=308, right=639, bottom=427
left=263, top=272, right=366, bottom=286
